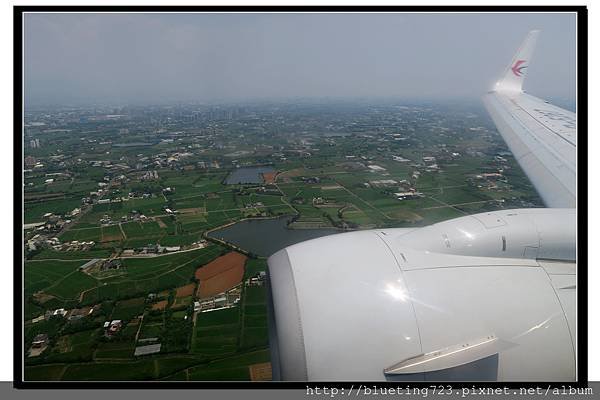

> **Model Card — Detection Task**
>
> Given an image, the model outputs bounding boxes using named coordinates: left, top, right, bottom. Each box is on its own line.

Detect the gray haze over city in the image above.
left=24, top=12, right=576, bottom=106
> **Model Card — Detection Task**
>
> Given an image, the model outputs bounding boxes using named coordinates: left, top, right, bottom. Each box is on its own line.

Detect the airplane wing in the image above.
left=482, top=30, right=576, bottom=208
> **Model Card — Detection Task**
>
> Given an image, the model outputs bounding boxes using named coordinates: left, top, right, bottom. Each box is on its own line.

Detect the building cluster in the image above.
left=253, top=185, right=279, bottom=195
left=27, top=230, right=95, bottom=253
left=26, top=212, right=72, bottom=234
left=24, top=155, right=37, bottom=168
left=300, top=176, right=321, bottom=184
left=59, top=239, right=95, bottom=252
left=419, top=155, right=440, bottom=172
left=28, top=334, right=49, bottom=357
left=122, top=244, right=182, bottom=256
left=244, top=201, right=264, bottom=209
left=141, top=170, right=159, bottom=181
left=394, top=191, right=425, bottom=200
left=98, top=208, right=150, bottom=226
left=245, top=271, right=267, bottom=287
left=312, top=197, right=342, bottom=207
left=100, top=259, right=122, bottom=271
left=121, top=240, right=206, bottom=257
left=367, top=164, right=387, bottom=172
left=30, top=304, right=101, bottom=326
left=29, top=138, right=41, bottom=149
left=104, top=320, right=123, bottom=337
left=194, top=284, right=241, bottom=313
left=392, top=155, right=411, bottom=162
left=78, top=259, right=122, bottom=276
left=473, top=172, right=509, bottom=190
left=469, top=152, right=511, bottom=191
left=132, top=150, right=203, bottom=172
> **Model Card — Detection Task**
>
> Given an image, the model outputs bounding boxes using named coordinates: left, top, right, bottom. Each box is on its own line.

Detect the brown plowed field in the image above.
left=262, top=171, right=277, bottom=184
left=175, top=283, right=196, bottom=298
left=195, top=252, right=246, bottom=299
left=249, top=362, right=272, bottom=381
left=151, top=300, right=168, bottom=311
left=101, top=234, right=123, bottom=243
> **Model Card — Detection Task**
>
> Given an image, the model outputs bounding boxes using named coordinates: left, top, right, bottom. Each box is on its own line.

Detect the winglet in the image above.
left=494, top=30, right=540, bottom=93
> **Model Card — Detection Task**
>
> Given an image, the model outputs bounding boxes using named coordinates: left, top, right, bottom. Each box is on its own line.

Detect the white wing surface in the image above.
left=482, top=31, right=576, bottom=208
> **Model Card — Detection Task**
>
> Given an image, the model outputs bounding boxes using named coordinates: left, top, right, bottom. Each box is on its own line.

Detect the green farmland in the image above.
left=23, top=98, right=544, bottom=381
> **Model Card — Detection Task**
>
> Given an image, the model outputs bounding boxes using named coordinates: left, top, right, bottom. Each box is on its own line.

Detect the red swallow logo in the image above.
left=511, top=60, right=527, bottom=77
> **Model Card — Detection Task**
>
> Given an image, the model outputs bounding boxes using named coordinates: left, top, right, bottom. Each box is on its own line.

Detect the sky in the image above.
left=24, top=12, right=577, bottom=106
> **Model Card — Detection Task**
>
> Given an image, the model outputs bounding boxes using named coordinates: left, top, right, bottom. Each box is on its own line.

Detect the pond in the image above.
left=224, top=166, right=275, bottom=185
left=207, top=216, right=340, bottom=257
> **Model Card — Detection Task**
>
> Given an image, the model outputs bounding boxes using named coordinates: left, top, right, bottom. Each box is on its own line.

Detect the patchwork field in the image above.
left=25, top=245, right=225, bottom=313
left=80, top=246, right=224, bottom=304
left=192, top=307, right=240, bottom=358
left=241, top=286, right=269, bottom=350
left=25, top=259, right=98, bottom=302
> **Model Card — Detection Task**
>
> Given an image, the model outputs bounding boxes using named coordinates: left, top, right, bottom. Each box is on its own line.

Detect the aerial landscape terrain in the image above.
left=22, top=99, right=543, bottom=381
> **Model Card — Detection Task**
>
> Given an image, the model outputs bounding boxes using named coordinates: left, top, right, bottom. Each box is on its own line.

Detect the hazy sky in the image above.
left=24, top=12, right=577, bottom=105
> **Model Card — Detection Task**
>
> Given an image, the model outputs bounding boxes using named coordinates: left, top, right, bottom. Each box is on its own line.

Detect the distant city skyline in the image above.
left=24, top=12, right=577, bottom=106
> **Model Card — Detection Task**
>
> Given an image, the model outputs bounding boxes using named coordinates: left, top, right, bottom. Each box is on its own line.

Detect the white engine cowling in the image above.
left=267, top=209, right=576, bottom=381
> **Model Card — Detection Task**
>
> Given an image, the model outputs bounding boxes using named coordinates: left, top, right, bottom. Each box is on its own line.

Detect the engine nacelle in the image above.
left=390, top=208, right=575, bottom=261
left=267, top=208, right=576, bottom=381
